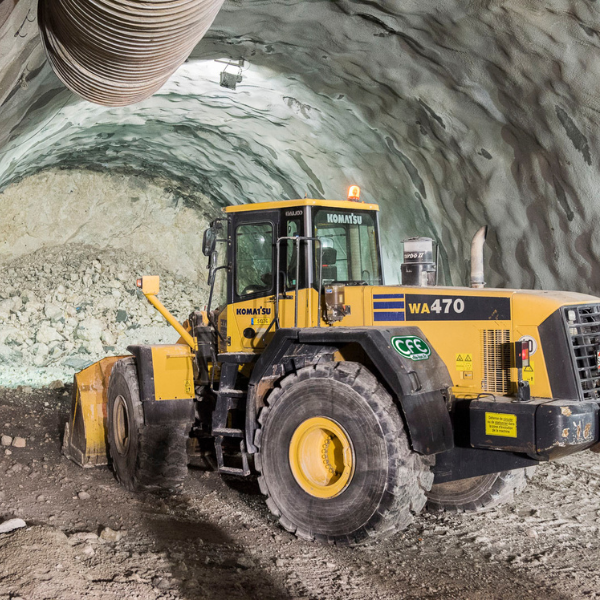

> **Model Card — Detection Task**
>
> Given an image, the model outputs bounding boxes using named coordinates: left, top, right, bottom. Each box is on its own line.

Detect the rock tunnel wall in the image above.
left=1, top=0, right=600, bottom=384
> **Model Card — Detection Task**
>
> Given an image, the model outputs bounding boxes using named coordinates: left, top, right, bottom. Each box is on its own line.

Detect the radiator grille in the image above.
left=564, top=305, right=600, bottom=400
left=482, top=329, right=511, bottom=393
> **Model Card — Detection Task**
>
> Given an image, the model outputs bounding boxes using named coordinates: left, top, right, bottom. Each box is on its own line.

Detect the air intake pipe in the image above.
left=470, top=226, right=488, bottom=288
left=401, top=237, right=437, bottom=287
left=38, top=0, right=225, bottom=107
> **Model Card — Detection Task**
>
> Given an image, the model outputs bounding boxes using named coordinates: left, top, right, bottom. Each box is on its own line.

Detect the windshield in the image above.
left=313, top=208, right=382, bottom=285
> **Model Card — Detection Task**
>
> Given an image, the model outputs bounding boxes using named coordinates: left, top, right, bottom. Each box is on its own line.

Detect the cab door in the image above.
left=276, top=210, right=315, bottom=329
left=228, top=210, right=280, bottom=352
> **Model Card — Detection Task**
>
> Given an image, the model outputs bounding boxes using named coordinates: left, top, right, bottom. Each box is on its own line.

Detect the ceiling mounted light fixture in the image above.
left=216, top=58, right=246, bottom=90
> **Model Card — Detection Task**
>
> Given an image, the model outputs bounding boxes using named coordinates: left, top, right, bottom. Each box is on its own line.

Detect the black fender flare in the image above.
left=245, top=327, right=454, bottom=456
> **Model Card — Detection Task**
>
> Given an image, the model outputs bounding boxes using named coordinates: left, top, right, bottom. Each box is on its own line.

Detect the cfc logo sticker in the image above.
left=391, top=335, right=431, bottom=361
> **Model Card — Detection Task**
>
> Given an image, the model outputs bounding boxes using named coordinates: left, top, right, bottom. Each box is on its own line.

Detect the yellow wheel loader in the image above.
left=64, top=188, right=600, bottom=544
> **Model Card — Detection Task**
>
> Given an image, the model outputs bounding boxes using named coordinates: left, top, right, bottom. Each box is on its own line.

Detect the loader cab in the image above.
left=213, top=198, right=382, bottom=353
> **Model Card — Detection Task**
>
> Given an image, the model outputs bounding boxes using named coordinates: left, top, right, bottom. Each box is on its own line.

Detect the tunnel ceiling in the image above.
left=1, top=0, right=600, bottom=292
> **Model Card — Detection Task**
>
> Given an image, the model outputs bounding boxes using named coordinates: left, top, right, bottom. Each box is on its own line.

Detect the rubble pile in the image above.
left=0, top=244, right=210, bottom=386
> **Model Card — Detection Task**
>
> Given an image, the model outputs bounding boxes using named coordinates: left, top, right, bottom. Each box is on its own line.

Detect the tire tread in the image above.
left=107, top=358, right=190, bottom=493
left=427, top=467, right=537, bottom=513
left=255, top=361, right=432, bottom=545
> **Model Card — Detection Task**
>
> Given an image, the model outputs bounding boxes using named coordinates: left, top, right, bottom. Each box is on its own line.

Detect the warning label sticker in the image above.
left=485, top=412, right=517, bottom=438
left=456, top=353, right=473, bottom=371
left=523, top=361, right=534, bottom=385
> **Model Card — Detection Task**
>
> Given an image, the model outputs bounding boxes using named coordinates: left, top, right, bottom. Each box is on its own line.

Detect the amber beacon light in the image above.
left=348, top=185, right=361, bottom=201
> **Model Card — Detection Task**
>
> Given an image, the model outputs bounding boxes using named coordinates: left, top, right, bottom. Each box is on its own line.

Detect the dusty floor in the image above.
left=0, top=386, right=599, bottom=600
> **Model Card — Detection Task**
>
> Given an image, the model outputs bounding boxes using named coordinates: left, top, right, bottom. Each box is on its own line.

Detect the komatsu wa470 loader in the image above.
left=64, top=187, right=600, bottom=545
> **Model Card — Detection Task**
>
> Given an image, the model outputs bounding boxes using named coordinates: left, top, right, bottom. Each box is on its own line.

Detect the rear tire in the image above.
left=107, top=357, right=189, bottom=492
left=426, top=467, right=536, bottom=513
left=255, top=361, right=433, bottom=545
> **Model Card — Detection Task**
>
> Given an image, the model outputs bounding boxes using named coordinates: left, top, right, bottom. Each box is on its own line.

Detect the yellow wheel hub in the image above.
left=289, top=417, right=354, bottom=499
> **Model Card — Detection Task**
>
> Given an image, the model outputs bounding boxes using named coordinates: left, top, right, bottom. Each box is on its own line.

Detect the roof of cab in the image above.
left=223, top=198, right=380, bottom=213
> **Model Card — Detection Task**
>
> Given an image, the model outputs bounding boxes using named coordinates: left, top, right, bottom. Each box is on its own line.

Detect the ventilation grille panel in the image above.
left=482, top=329, right=511, bottom=393
left=564, top=305, right=600, bottom=400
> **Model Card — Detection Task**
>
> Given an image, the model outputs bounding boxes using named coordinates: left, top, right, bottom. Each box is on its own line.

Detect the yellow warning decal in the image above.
left=485, top=412, right=517, bottom=438
left=523, top=361, right=534, bottom=385
left=456, top=353, right=473, bottom=371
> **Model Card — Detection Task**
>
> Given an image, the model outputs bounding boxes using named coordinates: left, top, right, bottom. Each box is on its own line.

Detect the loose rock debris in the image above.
left=0, top=518, right=26, bottom=534
left=1, top=386, right=600, bottom=600
left=0, top=244, right=209, bottom=387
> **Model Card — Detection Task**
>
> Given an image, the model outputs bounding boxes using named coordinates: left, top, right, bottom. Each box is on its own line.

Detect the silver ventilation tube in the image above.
left=38, top=0, right=225, bottom=107
left=470, top=226, right=488, bottom=288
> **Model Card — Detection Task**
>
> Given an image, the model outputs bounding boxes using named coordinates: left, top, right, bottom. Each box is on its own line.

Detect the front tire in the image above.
left=254, top=362, right=433, bottom=545
left=426, top=467, right=536, bottom=513
left=107, top=357, right=189, bottom=492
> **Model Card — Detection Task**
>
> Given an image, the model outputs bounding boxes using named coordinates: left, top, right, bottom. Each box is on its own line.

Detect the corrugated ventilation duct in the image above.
left=38, top=0, right=225, bottom=107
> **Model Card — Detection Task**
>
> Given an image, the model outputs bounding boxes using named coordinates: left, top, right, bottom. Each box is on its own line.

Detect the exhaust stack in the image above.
left=470, top=226, right=488, bottom=288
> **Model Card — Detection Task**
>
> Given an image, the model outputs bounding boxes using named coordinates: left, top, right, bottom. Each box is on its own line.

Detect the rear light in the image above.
left=515, top=340, right=530, bottom=368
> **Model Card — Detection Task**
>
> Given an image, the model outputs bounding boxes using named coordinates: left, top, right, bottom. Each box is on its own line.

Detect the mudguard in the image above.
left=246, top=327, right=454, bottom=455
left=127, top=344, right=196, bottom=425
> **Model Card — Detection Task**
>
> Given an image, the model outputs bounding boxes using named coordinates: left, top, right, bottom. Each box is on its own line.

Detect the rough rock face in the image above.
left=2, top=0, right=600, bottom=292
left=0, top=169, right=215, bottom=279
left=1, top=0, right=600, bottom=384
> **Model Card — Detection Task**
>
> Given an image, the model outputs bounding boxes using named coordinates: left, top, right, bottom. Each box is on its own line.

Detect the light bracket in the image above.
left=216, top=58, right=246, bottom=90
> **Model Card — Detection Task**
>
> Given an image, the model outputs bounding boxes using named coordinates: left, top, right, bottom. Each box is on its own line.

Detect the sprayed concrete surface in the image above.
left=0, top=386, right=599, bottom=600
left=4, top=1, right=600, bottom=292
left=0, top=169, right=215, bottom=280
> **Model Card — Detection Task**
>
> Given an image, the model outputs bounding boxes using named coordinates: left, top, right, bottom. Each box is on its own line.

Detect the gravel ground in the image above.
left=0, top=386, right=598, bottom=600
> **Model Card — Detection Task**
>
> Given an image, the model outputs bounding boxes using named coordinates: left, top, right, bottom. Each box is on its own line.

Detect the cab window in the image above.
left=235, top=223, right=274, bottom=297
left=313, top=209, right=382, bottom=285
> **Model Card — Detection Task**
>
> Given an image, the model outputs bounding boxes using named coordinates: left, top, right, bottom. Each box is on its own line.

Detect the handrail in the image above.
left=274, top=236, right=325, bottom=330
left=206, top=264, right=229, bottom=342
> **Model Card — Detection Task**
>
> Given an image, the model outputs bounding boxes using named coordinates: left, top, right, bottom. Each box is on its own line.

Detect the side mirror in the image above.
left=202, top=227, right=217, bottom=257
left=322, top=247, right=337, bottom=266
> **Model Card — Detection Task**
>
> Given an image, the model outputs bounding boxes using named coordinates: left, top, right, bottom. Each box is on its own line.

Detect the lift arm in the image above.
left=136, top=276, right=198, bottom=352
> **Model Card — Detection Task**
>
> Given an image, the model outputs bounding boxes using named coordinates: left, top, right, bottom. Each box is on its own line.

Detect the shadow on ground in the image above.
left=142, top=490, right=291, bottom=599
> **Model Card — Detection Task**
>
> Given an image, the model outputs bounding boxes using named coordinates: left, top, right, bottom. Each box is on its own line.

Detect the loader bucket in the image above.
left=62, top=356, right=128, bottom=468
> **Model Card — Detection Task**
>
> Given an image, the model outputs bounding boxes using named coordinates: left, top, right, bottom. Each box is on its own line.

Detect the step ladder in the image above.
left=212, top=362, right=251, bottom=476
